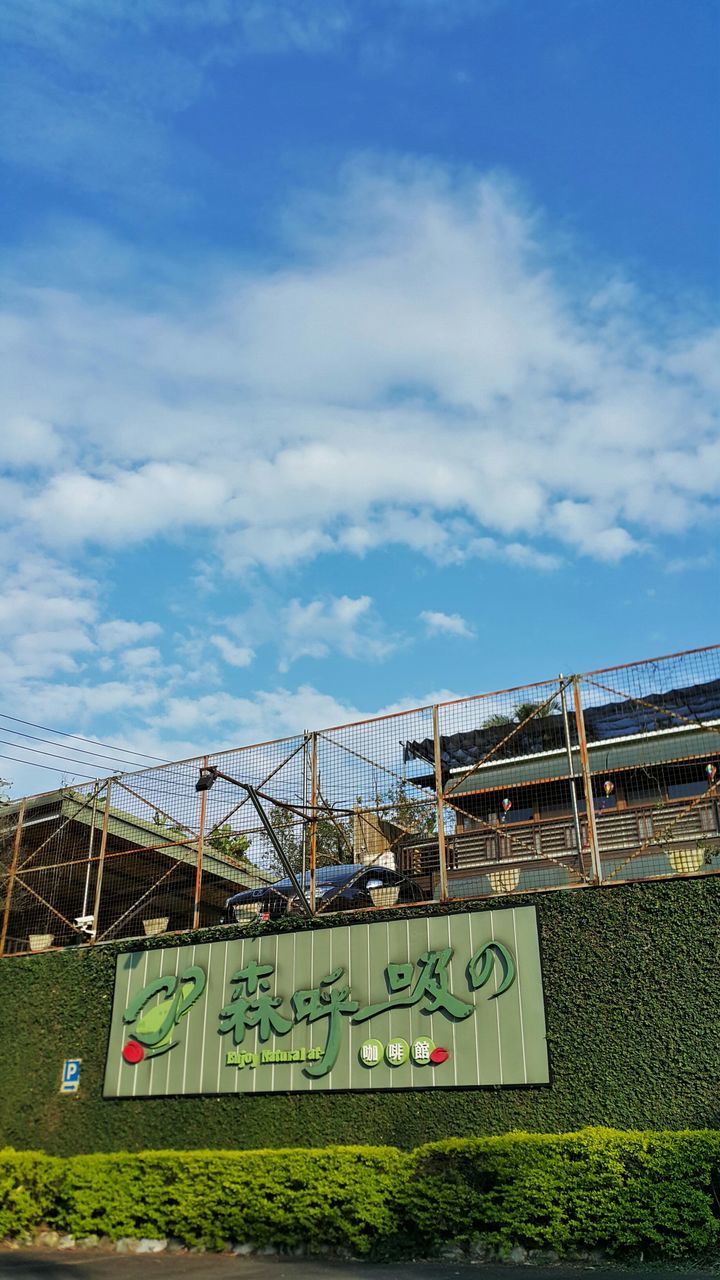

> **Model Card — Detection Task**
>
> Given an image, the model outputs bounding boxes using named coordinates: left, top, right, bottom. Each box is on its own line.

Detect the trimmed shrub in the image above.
left=0, top=1150, right=61, bottom=1241
left=1, top=1129, right=719, bottom=1259
left=56, top=1145, right=406, bottom=1253
left=400, top=1128, right=720, bottom=1259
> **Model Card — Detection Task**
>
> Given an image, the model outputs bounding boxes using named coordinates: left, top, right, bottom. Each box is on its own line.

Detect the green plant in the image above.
left=268, top=805, right=354, bottom=875
left=1, top=1132, right=720, bottom=1259
left=376, top=781, right=436, bottom=836
left=400, top=1128, right=720, bottom=1260
left=514, top=700, right=558, bottom=723
left=205, top=825, right=251, bottom=864
left=53, top=1146, right=405, bottom=1253
left=1, top=877, right=720, bottom=1158
left=0, top=1150, right=61, bottom=1240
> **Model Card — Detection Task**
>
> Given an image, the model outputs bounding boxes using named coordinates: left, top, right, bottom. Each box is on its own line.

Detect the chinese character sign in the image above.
left=103, top=907, right=548, bottom=1097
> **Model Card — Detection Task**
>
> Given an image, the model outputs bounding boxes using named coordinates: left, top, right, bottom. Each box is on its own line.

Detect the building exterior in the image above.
left=400, top=673, right=720, bottom=897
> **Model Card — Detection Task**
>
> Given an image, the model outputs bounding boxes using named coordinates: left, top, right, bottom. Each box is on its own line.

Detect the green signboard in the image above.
left=103, top=906, right=548, bottom=1097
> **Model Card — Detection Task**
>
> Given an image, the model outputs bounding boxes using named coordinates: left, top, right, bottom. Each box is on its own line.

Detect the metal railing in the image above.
left=1, top=644, right=718, bottom=955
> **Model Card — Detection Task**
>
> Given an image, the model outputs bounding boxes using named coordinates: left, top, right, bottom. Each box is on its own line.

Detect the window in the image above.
left=668, top=781, right=708, bottom=800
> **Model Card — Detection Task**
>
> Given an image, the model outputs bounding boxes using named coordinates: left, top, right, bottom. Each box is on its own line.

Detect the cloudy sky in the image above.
left=0, top=0, right=718, bottom=795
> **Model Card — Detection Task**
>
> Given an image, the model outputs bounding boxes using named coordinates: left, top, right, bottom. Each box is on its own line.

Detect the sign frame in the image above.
left=103, top=906, right=549, bottom=1098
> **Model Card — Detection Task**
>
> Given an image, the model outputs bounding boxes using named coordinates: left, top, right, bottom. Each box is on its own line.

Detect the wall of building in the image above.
left=1, top=876, right=718, bottom=1156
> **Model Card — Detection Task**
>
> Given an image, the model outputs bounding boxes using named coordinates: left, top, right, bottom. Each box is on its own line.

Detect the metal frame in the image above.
left=1, top=642, right=718, bottom=955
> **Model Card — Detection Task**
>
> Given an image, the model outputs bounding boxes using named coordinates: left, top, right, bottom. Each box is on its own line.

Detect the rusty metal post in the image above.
left=192, top=756, right=209, bottom=931
left=559, top=676, right=584, bottom=869
left=80, top=787, right=99, bottom=924
left=0, top=799, right=25, bottom=957
left=432, top=704, right=449, bottom=902
left=90, top=781, right=112, bottom=942
left=309, top=732, right=318, bottom=914
left=572, top=677, right=602, bottom=883
left=301, top=732, right=309, bottom=886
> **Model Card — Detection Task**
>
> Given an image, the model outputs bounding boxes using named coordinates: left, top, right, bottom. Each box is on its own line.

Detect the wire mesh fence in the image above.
left=578, top=647, right=720, bottom=884
left=1, top=644, right=718, bottom=955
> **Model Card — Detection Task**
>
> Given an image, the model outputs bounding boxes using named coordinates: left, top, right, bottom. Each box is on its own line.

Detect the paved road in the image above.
left=0, top=1253, right=717, bottom=1280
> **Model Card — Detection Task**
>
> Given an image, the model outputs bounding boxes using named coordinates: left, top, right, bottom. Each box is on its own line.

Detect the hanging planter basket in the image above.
left=488, top=867, right=521, bottom=894
left=142, top=917, right=169, bottom=936
left=232, top=903, right=261, bottom=923
left=29, top=934, right=54, bottom=952
left=369, top=885, right=400, bottom=908
left=668, top=848, right=704, bottom=876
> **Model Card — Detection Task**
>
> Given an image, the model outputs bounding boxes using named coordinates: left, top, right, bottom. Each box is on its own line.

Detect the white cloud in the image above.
left=664, top=552, right=716, bottom=574
left=278, top=595, right=396, bottom=668
left=3, top=162, right=716, bottom=576
left=0, top=159, right=718, bottom=802
left=420, top=610, right=474, bottom=638
left=210, top=635, right=255, bottom=668
left=0, top=668, right=472, bottom=798
left=31, top=463, right=230, bottom=547
left=0, top=416, right=62, bottom=469
left=550, top=500, right=644, bottom=562
left=118, top=645, right=163, bottom=670
left=156, top=679, right=467, bottom=747
left=0, top=556, right=97, bottom=683
left=157, top=684, right=363, bottom=741
left=97, top=620, right=162, bottom=651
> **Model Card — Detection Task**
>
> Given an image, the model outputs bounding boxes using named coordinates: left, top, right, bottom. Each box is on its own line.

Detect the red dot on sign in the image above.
left=122, top=1041, right=145, bottom=1065
left=430, top=1047, right=449, bottom=1065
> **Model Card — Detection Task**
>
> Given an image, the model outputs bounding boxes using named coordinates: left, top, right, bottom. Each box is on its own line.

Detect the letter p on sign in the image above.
left=61, top=1059, right=81, bottom=1094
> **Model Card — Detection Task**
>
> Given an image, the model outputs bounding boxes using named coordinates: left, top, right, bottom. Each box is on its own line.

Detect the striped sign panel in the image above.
left=103, top=906, right=548, bottom=1097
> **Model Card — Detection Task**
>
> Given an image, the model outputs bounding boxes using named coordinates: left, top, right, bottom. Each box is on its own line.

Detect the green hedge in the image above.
left=401, top=1129, right=720, bottom=1259
left=2, top=1130, right=720, bottom=1259
left=56, top=1146, right=405, bottom=1254
left=0, top=1150, right=58, bottom=1242
left=1, top=877, right=720, bottom=1154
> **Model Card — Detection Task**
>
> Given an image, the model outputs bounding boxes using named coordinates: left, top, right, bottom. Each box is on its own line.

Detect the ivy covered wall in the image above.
left=1, top=876, right=718, bottom=1156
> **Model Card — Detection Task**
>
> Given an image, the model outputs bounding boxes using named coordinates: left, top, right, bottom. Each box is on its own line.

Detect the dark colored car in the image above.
left=223, top=862, right=424, bottom=921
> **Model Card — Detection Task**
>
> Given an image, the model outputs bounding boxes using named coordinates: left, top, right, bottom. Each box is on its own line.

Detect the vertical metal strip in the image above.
left=90, top=781, right=112, bottom=942
left=0, top=799, right=25, bottom=956
left=80, top=786, right=99, bottom=923
left=572, top=678, right=602, bottom=883
left=301, top=732, right=309, bottom=885
left=309, top=731, right=318, bottom=914
left=432, top=705, right=449, bottom=902
left=192, top=756, right=208, bottom=931
left=559, top=675, right=584, bottom=874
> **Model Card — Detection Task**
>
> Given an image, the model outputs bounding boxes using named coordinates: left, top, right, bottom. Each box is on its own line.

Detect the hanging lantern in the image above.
left=603, top=780, right=614, bottom=797
left=500, top=797, right=512, bottom=823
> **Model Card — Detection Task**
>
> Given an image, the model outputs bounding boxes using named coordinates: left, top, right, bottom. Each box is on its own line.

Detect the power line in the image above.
left=0, top=751, right=96, bottom=781
left=0, top=725, right=154, bottom=772
left=0, top=712, right=167, bottom=763
left=0, top=736, right=115, bottom=773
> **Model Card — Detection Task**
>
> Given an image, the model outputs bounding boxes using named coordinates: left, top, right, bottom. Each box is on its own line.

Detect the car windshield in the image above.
left=271, top=863, right=369, bottom=892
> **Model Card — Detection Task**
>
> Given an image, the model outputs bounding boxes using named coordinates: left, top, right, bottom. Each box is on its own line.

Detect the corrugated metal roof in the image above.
left=0, top=788, right=271, bottom=887
left=404, top=676, right=720, bottom=776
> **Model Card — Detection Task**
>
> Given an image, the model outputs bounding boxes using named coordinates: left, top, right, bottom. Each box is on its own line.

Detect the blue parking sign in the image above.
left=61, top=1059, right=81, bottom=1094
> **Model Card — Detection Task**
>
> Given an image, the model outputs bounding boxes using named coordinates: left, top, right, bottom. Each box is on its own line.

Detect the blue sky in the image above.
left=0, top=0, right=718, bottom=796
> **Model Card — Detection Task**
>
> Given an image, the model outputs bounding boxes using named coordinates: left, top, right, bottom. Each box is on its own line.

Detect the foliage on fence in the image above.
left=0, top=878, right=719, bottom=1156
left=2, top=1130, right=720, bottom=1259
